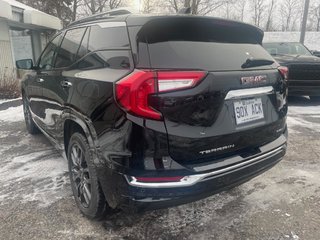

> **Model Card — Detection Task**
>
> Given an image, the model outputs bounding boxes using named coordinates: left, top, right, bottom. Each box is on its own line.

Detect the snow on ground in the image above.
left=287, top=104, right=320, bottom=133
left=0, top=105, right=24, bottom=122
left=0, top=150, right=69, bottom=207
left=0, top=99, right=69, bottom=207
left=264, top=32, right=320, bottom=51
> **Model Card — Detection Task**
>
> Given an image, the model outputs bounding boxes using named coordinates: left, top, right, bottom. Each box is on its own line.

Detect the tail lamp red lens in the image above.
left=278, top=66, right=289, bottom=80
left=115, top=70, right=206, bottom=120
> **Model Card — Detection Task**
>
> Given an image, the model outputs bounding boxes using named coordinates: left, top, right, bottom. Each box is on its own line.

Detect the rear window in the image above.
left=135, top=18, right=275, bottom=71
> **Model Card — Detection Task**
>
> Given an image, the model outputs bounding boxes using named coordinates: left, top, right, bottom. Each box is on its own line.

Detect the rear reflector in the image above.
left=135, top=176, right=184, bottom=182
left=115, top=70, right=206, bottom=120
left=278, top=66, right=289, bottom=80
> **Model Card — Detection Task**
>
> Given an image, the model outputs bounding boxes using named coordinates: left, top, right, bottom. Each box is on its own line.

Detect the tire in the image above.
left=310, top=96, right=320, bottom=102
left=22, top=95, right=40, bottom=134
left=67, top=132, right=108, bottom=219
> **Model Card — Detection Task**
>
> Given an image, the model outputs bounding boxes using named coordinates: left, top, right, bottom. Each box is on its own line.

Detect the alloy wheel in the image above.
left=70, top=143, right=92, bottom=208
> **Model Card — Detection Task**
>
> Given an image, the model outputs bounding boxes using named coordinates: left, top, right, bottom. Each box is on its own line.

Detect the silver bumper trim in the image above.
left=125, top=145, right=285, bottom=188
left=225, top=86, right=274, bottom=100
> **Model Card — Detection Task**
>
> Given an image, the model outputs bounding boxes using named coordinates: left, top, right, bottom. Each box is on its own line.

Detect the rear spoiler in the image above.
left=127, top=15, right=264, bottom=45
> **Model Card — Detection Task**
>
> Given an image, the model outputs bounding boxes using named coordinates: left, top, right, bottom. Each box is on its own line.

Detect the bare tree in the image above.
left=142, top=0, right=156, bottom=13
left=17, top=0, right=75, bottom=26
left=83, top=0, right=109, bottom=14
left=250, top=0, right=265, bottom=27
left=167, top=0, right=226, bottom=15
left=265, top=0, right=276, bottom=31
left=233, top=0, right=247, bottom=22
left=70, top=0, right=83, bottom=21
left=109, top=0, right=122, bottom=9
left=280, top=0, right=302, bottom=31
left=197, top=0, right=226, bottom=15
left=167, top=0, right=179, bottom=13
left=222, top=0, right=237, bottom=19
left=310, top=3, right=320, bottom=31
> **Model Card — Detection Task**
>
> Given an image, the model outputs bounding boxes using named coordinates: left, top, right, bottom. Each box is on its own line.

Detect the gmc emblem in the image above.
left=241, top=75, right=268, bottom=85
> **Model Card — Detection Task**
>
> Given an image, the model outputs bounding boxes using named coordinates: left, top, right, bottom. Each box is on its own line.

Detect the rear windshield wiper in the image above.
left=241, top=58, right=274, bottom=69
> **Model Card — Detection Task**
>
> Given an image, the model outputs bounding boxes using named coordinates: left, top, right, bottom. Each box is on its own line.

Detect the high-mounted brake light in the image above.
left=115, top=70, right=206, bottom=120
left=278, top=66, right=289, bottom=80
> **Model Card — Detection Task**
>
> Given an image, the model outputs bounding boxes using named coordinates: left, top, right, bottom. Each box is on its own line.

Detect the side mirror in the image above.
left=16, top=59, right=34, bottom=70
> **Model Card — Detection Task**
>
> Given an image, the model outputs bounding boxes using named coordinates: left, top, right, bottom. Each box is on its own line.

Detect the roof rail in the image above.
left=69, top=8, right=132, bottom=27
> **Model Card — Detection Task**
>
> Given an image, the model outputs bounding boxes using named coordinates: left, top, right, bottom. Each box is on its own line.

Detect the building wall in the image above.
left=0, top=20, right=15, bottom=78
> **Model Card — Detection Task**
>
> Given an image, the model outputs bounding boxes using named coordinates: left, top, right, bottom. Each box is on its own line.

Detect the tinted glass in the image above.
left=263, top=42, right=312, bottom=56
left=38, top=34, right=62, bottom=70
left=148, top=42, right=274, bottom=71
left=77, top=27, right=89, bottom=58
left=76, top=50, right=131, bottom=70
left=136, top=19, right=274, bottom=71
left=55, top=27, right=86, bottom=68
left=88, top=25, right=129, bottom=51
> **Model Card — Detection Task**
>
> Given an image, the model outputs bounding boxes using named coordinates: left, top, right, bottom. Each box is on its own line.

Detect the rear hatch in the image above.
left=128, top=16, right=287, bottom=165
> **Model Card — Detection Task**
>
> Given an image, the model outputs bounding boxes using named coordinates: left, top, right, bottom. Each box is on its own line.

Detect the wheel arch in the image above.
left=62, top=113, right=101, bottom=164
left=62, top=114, right=118, bottom=209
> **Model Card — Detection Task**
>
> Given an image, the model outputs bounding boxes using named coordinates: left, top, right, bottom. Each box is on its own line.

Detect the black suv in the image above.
left=263, top=42, right=320, bottom=101
left=17, top=11, right=288, bottom=219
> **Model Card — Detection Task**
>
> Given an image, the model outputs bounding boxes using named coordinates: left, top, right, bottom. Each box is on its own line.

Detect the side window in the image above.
left=38, top=34, right=62, bottom=70
left=88, top=25, right=129, bottom=51
left=55, top=27, right=87, bottom=68
left=77, top=51, right=131, bottom=70
left=77, top=27, right=90, bottom=59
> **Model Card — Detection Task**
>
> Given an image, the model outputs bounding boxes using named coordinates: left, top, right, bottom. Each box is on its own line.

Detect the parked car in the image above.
left=263, top=42, right=320, bottom=101
left=17, top=10, right=288, bottom=219
left=311, top=50, right=320, bottom=58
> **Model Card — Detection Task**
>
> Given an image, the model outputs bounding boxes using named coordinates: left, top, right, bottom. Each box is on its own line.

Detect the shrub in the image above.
left=0, top=70, right=21, bottom=99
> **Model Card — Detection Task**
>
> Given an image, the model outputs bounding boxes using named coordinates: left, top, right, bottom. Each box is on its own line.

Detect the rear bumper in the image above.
left=288, top=80, right=320, bottom=96
left=123, top=144, right=285, bottom=212
left=97, top=133, right=287, bottom=212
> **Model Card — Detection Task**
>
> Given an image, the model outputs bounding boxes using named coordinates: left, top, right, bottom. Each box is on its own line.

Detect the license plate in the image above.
left=233, top=98, right=264, bottom=125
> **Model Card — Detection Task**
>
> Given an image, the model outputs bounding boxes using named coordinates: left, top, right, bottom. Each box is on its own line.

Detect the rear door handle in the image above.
left=60, top=80, right=72, bottom=88
left=37, top=78, right=44, bottom=83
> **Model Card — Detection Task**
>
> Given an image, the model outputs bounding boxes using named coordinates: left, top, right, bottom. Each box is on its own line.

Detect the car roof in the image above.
left=70, top=12, right=262, bottom=30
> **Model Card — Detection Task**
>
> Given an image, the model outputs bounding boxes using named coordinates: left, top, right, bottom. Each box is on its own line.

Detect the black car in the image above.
left=311, top=50, right=320, bottom=58
left=263, top=42, right=320, bottom=101
left=17, top=10, right=288, bottom=219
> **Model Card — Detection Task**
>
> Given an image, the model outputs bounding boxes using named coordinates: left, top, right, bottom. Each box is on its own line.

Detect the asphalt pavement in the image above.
left=0, top=96, right=319, bottom=240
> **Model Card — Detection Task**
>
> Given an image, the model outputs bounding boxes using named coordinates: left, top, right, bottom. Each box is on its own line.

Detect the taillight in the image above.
left=115, top=70, right=206, bottom=120
left=157, top=71, right=206, bottom=92
left=278, top=66, right=289, bottom=80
